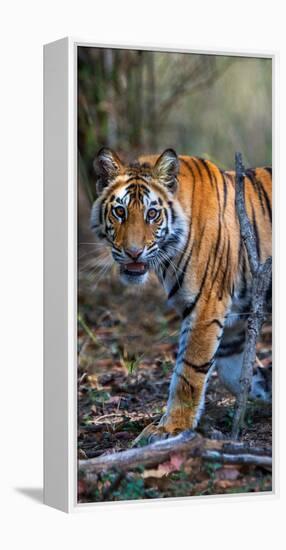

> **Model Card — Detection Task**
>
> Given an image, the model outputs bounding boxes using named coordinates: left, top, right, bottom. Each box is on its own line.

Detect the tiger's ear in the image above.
left=93, top=147, right=123, bottom=193
left=153, top=149, right=179, bottom=192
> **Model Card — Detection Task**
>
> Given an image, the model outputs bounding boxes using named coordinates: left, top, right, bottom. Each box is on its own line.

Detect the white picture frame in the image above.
left=44, top=37, right=276, bottom=513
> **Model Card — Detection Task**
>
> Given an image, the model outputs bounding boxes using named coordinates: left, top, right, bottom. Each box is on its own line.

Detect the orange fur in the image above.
left=92, top=149, right=272, bottom=441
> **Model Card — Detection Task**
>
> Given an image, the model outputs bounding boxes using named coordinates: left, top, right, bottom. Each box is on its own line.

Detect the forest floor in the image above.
left=77, top=259, right=272, bottom=504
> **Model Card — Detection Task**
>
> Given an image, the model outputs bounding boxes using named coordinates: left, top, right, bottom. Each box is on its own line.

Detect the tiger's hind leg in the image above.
left=216, top=323, right=247, bottom=399
left=217, top=324, right=272, bottom=402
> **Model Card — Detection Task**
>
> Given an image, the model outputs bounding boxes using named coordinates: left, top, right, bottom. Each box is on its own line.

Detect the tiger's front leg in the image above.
left=134, top=300, right=228, bottom=444
left=160, top=310, right=225, bottom=434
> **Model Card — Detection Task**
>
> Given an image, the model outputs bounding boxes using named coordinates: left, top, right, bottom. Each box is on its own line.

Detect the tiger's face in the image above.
left=90, top=148, right=187, bottom=285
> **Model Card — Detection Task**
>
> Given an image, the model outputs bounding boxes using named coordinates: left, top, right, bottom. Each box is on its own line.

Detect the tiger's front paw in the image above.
left=132, top=413, right=189, bottom=446
left=132, top=422, right=170, bottom=447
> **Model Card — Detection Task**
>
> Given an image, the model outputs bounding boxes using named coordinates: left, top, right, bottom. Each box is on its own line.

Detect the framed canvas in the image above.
left=44, top=38, right=275, bottom=512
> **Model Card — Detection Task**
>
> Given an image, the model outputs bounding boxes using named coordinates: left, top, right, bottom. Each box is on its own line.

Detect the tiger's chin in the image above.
left=119, top=262, right=149, bottom=285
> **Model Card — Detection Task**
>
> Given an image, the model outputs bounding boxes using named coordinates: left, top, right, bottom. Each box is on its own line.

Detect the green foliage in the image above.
left=161, top=360, right=173, bottom=376
left=222, top=407, right=235, bottom=430
left=81, top=413, right=94, bottom=425
left=168, top=469, right=194, bottom=496
left=113, top=475, right=159, bottom=501
left=87, top=388, right=111, bottom=405
left=87, top=470, right=160, bottom=502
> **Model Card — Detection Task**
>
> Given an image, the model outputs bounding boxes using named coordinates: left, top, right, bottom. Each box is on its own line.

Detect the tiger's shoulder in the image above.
left=139, top=153, right=272, bottom=211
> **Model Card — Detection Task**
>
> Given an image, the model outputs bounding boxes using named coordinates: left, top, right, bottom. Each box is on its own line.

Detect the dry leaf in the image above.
left=87, top=374, right=99, bottom=388
left=143, top=452, right=185, bottom=478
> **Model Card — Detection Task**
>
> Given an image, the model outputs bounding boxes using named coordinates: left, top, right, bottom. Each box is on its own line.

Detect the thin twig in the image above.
left=78, top=313, right=98, bottom=345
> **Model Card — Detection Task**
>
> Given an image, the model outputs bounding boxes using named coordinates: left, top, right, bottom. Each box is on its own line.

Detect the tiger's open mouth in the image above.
left=121, top=262, right=149, bottom=276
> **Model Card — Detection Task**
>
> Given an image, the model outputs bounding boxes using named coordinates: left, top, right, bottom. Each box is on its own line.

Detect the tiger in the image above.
left=90, top=147, right=272, bottom=442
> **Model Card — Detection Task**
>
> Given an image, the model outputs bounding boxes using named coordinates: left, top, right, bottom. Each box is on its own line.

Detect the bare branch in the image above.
left=234, top=152, right=260, bottom=274
left=231, top=153, right=272, bottom=439
left=201, top=450, right=271, bottom=467
left=79, top=430, right=271, bottom=474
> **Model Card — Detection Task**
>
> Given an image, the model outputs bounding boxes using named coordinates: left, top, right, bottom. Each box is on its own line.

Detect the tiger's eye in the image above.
left=147, top=208, right=158, bottom=220
left=114, top=206, right=125, bottom=218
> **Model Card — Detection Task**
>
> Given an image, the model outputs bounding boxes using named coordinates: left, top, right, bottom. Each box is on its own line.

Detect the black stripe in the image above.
left=112, top=252, right=122, bottom=260
left=179, top=157, right=196, bottom=231
left=218, top=239, right=232, bottom=300
left=199, top=161, right=222, bottom=265
left=196, top=222, right=207, bottom=255
left=246, top=169, right=266, bottom=216
left=176, top=234, right=191, bottom=269
left=165, top=157, right=195, bottom=282
left=264, top=167, right=272, bottom=176
left=176, top=349, right=185, bottom=364
left=239, top=251, right=248, bottom=300
left=255, top=178, right=266, bottom=216
left=138, top=184, right=150, bottom=194
left=217, top=331, right=246, bottom=358
left=251, top=205, right=261, bottom=260
left=192, top=157, right=204, bottom=182
left=126, top=177, right=149, bottom=184
left=183, top=358, right=214, bottom=373
left=140, top=188, right=150, bottom=197
left=259, top=181, right=272, bottom=224
left=126, top=183, right=136, bottom=190
left=266, top=274, right=272, bottom=306
left=168, top=243, right=193, bottom=299
left=221, top=171, right=228, bottom=211
left=198, top=158, right=214, bottom=188
left=168, top=182, right=208, bottom=299
left=208, top=319, right=224, bottom=329
left=201, top=160, right=222, bottom=219
left=217, top=339, right=245, bottom=358
left=181, top=325, right=190, bottom=338
left=182, top=252, right=212, bottom=319
left=214, top=171, right=222, bottom=214
left=112, top=244, right=122, bottom=253
left=196, top=362, right=215, bottom=374
left=161, top=257, right=171, bottom=279
left=211, top=238, right=226, bottom=289
left=213, top=218, right=222, bottom=260
left=168, top=201, right=176, bottom=225
left=103, top=201, right=110, bottom=221
left=176, top=372, right=195, bottom=390
left=180, top=158, right=196, bottom=181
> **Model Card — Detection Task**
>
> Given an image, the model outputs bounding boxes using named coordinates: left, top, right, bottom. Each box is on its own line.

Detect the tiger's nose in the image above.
left=125, top=247, right=144, bottom=260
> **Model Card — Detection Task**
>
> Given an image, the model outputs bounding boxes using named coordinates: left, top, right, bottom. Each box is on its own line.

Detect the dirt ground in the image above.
left=77, top=246, right=272, bottom=503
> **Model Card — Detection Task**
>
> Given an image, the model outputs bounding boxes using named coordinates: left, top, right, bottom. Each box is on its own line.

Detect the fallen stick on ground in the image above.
left=78, top=430, right=271, bottom=474
left=201, top=450, right=271, bottom=467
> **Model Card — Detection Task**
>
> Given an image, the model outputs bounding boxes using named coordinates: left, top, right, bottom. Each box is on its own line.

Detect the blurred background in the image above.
left=78, top=47, right=271, bottom=208
left=77, top=47, right=272, bottom=502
